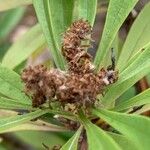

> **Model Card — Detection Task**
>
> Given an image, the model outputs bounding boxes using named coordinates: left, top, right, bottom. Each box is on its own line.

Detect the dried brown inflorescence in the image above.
left=21, top=19, right=118, bottom=112
left=62, top=19, right=93, bottom=74
left=21, top=66, right=67, bottom=107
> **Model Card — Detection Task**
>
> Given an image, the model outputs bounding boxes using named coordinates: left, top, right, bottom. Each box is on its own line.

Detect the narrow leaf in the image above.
left=122, top=43, right=150, bottom=72
left=73, top=0, right=97, bottom=26
left=0, top=109, right=49, bottom=134
left=117, top=2, right=150, bottom=71
left=113, top=88, right=150, bottom=111
left=79, top=112, right=121, bottom=150
left=0, top=65, right=30, bottom=103
left=94, top=0, right=138, bottom=70
left=0, top=97, right=33, bottom=110
left=2, top=24, right=46, bottom=69
left=93, top=108, right=150, bottom=150
left=33, top=0, right=69, bottom=70
left=119, top=45, right=150, bottom=84
left=0, top=64, right=22, bottom=89
left=15, top=130, right=65, bottom=149
left=0, top=8, right=25, bottom=40
left=1, top=120, right=67, bottom=133
left=108, top=132, right=138, bottom=150
left=0, top=0, right=32, bottom=11
left=102, top=45, right=150, bottom=107
left=61, top=126, right=82, bottom=150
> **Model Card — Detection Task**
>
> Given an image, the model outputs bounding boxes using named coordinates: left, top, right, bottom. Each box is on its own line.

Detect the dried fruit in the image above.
left=21, top=19, right=118, bottom=112
left=62, top=19, right=93, bottom=73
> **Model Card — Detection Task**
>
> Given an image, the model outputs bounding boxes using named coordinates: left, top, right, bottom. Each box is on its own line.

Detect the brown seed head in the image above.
left=21, top=19, right=118, bottom=112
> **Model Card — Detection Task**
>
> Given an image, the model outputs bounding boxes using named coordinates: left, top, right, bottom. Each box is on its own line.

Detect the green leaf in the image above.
left=119, top=45, right=150, bottom=84
left=102, top=45, right=150, bottom=107
left=73, top=0, right=97, bottom=26
left=61, top=126, right=82, bottom=150
left=0, top=97, right=33, bottom=110
left=0, top=0, right=32, bottom=11
left=93, top=108, right=150, bottom=150
left=0, top=65, right=30, bottom=103
left=33, top=0, right=97, bottom=69
left=15, top=131, right=65, bottom=149
left=117, top=2, right=150, bottom=71
left=1, top=120, right=67, bottom=133
left=0, top=8, right=25, bottom=40
left=113, top=88, right=150, bottom=111
left=58, top=0, right=74, bottom=28
left=0, top=145, right=6, bottom=150
left=0, top=109, right=49, bottom=134
left=116, top=86, right=136, bottom=106
left=79, top=111, right=121, bottom=150
left=0, top=64, right=22, bottom=89
left=33, top=0, right=70, bottom=70
left=0, top=43, right=10, bottom=61
left=94, top=0, right=138, bottom=70
left=108, top=132, right=138, bottom=150
left=121, top=45, right=149, bottom=72
left=2, top=24, right=46, bottom=69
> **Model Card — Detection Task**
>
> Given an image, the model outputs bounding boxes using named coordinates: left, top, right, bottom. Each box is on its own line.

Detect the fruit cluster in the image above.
left=21, top=20, right=118, bottom=112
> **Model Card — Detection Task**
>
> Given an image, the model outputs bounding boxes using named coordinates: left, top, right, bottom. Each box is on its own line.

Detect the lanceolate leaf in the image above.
left=0, top=109, right=49, bottom=134
left=73, top=0, right=97, bottom=26
left=102, top=71, right=150, bottom=108
left=0, top=65, right=30, bottom=103
left=102, top=45, right=150, bottom=107
left=58, top=0, right=74, bottom=28
left=117, top=45, right=150, bottom=84
left=0, top=8, right=25, bottom=40
left=113, top=88, right=150, bottom=111
left=33, top=0, right=97, bottom=70
left=94, top=0, right=138, bottom=70
left=1, top=120, right=67, bottom=133
left=0, top=64, right=22, bottom=90
left=15, top=131, right=65, bottom=149
left=122, top=43, right=150, bottom=71
left=117, top=2, right=150, bottom=71
left=0, top=97, right=33, bottom=110
left=108, top=132, right=138, bottom=150
left=93, top=109, right=150, bottom=150
left=79, top=112, right=121, bottom=150
left=61, top=126, right=82, bottom=150
left=0, top=0, right=32, bottom=11
left=2, top=24, right=46, bottom=69
left=33, top=0, right=70, bottom=70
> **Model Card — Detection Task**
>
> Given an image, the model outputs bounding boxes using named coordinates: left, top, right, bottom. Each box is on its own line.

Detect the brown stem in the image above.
left=78, top=130, right=88, bottom=150
left=135, top=77, right=149, bottom=93
left=134, top=77, right=150, bottom=116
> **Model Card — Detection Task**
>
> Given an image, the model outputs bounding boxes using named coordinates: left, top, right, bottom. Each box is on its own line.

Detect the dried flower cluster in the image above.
left=62, top=19, right=93, bottom=74
left=21, top=19, right=118, bottom=112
